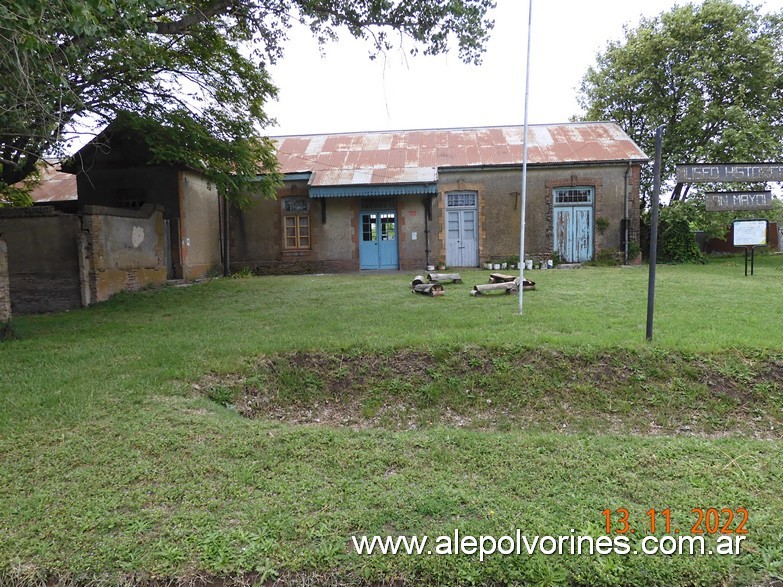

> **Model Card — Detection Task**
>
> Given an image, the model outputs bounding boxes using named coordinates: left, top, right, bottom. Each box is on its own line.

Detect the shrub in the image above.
left=590, top=249, right=623, bottom=266
left=659, top=216, right=704, bottom=263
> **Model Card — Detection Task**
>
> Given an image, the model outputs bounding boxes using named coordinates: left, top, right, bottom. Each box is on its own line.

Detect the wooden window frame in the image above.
left=282, top=198, right=311, bottom=250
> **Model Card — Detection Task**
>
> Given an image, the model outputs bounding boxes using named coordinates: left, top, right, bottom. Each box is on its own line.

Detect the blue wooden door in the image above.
left=553, top=187, right=594, bottom=263
left=553, top=205, right=593, bottom=263
left=360, top=211, right=398, bottom=269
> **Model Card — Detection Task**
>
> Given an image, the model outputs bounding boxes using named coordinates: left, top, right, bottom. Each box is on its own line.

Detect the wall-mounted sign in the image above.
left=733, top=219, right=768, bottom=247
left=705, top=191, right=773, bottom=212
left=676, top=163, right=783, bottom=183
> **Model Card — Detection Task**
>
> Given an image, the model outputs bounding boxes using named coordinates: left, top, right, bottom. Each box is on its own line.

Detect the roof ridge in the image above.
left=270, top=121, right=618, bottom=140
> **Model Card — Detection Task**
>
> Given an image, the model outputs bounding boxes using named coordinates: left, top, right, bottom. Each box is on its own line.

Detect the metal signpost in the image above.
left=646, top=126, right=665, bottom=342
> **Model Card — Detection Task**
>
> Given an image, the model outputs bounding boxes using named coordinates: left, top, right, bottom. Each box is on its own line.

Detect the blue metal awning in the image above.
left=309, top=183, right=438, bottom=198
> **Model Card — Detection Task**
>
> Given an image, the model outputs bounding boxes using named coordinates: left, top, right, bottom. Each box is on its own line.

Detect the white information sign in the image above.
left=732, top=219, right=768, bottom=247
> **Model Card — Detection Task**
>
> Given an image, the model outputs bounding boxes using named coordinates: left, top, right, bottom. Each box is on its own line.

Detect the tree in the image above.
left=578, top=0, right=783, bottom=204
left=1, top=0, right=495, bottom=204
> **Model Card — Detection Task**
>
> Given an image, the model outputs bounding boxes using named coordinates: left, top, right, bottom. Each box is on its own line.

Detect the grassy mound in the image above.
left=206, top=347, right=783, bottom=438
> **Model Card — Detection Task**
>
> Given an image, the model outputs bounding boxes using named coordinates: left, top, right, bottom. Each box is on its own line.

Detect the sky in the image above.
left=264, top=0, right=783, bottom=137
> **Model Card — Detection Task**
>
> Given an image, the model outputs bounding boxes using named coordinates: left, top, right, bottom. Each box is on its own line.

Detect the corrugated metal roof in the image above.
left=274, top=123, right=649, bottom=189
left=24, top=164, right=78, bottom=203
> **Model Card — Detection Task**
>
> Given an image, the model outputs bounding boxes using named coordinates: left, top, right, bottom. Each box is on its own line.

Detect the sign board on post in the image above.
left=733, top=219, right=768, bottom=276
left=733, top=219, right=768, bottom=247
left=705, top=191, right=773, bottom=212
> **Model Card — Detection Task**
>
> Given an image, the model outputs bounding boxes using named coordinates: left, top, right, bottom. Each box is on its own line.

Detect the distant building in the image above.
left=63, top=120, right=224, bottom=281
left=2, top=120, right=224, bottom=314
left=231, top=123, right=649, bottom=273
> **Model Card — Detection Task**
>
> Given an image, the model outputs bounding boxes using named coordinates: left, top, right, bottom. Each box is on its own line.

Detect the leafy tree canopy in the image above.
left=578, top=0, right=783, bottom=204
left=1, top=0, right=495, bottom=204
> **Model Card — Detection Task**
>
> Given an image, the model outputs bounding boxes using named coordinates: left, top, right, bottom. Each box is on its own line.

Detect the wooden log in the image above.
left=427, top=272, right=463, bottom=284
left=471, top=278, right=536, bottom=296
left=413, top=283, right=444, bottom=296
left=472, top=281, right=518, bottom=295
left=411, top=275, right=426, bottom=287
left=489, top=272, right=517, bottom=283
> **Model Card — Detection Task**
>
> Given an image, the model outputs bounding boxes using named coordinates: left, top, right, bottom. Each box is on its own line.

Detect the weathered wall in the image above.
left=230, top=180, right=359, bottom=274
left=435, top=163, right=641, bottom=265
left=0, top=207, right=82, bottom=313
left=396, top=194, right=432, bottom=270
left=230, top=193, right=280, bottom=267
left=0, top=204, right=168, bottom=314
left=314, top=198, right=356, bottom=263
left=81, top=204, right=167, bottom=303
left=179, top=171, right=221, bottom=280
left=77, top=166, right=222, bottom=281
left=0, top=239, right=10, bottom=323
left=230, top=186, right=437, bottom=273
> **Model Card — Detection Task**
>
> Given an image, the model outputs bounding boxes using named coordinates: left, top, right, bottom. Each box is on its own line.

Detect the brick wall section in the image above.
left=235, top=259, right=358, bottom=275
left=0, top=239, right=10, bottom=323
left=0, top=208, right=83, bottom=313
left=81, top=204, right=167, bottom=303
left=0, top=205, right=168, bottom=314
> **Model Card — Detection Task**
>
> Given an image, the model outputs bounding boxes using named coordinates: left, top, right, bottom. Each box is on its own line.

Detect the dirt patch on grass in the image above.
left=199, top=347, right=783, bottom=439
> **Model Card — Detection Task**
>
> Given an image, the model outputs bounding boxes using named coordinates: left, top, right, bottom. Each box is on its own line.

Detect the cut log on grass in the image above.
left=471, top=281, right=518, bottom=296
left=427, top=272, right=463, bottom=284
left=413, top=283, right=445, bottom=296
left=411, top=275, right=426, bottom=287
left=470, top=277, right=535, bottom=296
left=489, top=272, right=517, bottom=283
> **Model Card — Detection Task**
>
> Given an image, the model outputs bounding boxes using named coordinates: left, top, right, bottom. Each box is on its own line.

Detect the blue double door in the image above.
left=552, top=187, right=594, bottom=263
left=553, top=205, right=593, bottom=263
left=360, top=211, right=398, bottom=269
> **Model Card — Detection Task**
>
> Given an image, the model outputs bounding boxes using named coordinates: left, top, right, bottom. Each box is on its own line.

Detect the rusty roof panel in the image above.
left=274, top=123, right=648, bottom=188
left=26, top=165, right=78, bottom=203
left=317, top=150, right=348, bottom=170
left=386, top=148, right=407, bottom=169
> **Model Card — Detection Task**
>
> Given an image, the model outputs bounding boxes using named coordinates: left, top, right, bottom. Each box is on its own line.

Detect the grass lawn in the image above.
left=1, top=254, right=782, bottom=586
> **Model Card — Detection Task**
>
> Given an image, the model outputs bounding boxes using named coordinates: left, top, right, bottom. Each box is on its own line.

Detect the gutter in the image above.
left=441, top=160, right=648, bottom=174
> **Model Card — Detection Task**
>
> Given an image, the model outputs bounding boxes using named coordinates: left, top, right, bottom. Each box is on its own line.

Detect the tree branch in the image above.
left=155, top=0, right=236, bottom=35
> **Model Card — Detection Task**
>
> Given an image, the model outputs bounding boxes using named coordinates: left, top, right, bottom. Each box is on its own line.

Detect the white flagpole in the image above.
left=518, top=0, right=533, bottom=315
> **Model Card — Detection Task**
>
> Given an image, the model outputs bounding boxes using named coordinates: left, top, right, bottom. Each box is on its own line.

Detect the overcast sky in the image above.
left=264, top=0, right=783, bottom=137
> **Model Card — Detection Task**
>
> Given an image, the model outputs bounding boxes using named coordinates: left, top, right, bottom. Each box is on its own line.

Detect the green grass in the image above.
left=1, top=255, right=782, bottom=586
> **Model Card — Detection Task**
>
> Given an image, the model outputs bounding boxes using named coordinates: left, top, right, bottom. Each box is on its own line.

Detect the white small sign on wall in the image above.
left=131, top=226, right=145, bottom=248
left=733, top=219, right=768, bottom=247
